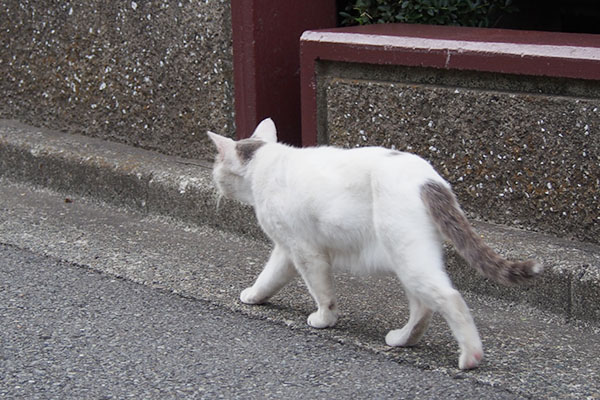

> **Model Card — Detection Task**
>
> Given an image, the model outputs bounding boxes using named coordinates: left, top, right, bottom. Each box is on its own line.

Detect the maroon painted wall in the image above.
left=231, top=0, right=337, bottom=145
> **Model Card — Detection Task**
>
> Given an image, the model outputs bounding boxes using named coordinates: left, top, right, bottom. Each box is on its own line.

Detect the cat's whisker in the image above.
left=215, top=192, right=223, bottom=212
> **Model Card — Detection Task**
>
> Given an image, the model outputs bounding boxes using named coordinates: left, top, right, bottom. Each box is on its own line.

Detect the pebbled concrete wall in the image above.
left=320, top=62, right=600, bottom=245
left=1, top=0, right=234, bottom=160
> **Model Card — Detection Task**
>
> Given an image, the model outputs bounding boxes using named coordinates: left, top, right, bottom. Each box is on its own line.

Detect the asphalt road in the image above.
left=0, top=244, right=518, bottom=399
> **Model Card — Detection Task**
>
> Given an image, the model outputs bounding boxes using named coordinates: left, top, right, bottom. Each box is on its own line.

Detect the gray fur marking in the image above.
left=387, top=150, right=406, bottom=157
left=236, top=139, right=265, bottom=163
left=420, top=180, right=541, bottom=285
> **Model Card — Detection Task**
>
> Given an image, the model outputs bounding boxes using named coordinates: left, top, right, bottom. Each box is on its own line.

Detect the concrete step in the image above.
left=0, top=178, right=599, bottom=398
left=1, top=119, right=599, bottom=323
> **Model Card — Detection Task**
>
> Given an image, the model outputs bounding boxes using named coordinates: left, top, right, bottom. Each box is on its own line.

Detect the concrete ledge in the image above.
left=0, top=119, right=265, bottom=241
left=301, top=24, right=600, bottom=146
left=0, top=120, right=598, bottom=322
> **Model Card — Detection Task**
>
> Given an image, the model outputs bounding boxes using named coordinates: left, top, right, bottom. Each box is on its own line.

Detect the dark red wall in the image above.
left=231, top=0, right=337, bottom=145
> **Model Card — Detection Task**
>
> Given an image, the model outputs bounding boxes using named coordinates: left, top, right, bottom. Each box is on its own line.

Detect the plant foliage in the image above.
left=339, top=0, right=517, bottom=27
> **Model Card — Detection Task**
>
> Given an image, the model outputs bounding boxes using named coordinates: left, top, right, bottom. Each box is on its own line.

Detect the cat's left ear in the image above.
left=207, top=131, right=235, bottom=161
left=251, top=118, right=277, bottom=143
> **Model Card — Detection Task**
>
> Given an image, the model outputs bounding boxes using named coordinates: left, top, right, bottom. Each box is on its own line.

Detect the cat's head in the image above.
left=207, top=118, right=277, bottom=205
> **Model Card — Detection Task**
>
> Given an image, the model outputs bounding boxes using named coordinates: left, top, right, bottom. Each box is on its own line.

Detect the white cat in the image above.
left=207, top=118, right=541, bottom=370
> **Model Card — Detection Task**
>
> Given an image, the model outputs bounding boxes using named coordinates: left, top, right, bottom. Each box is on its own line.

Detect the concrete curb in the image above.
left=0, top=119, right=266, bottom=241
left=1, top=119, right=598, bottom=322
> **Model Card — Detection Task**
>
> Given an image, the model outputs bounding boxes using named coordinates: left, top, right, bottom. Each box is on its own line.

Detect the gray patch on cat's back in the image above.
left=236, top=139, right=265, bottom=163
left=387, top=150, right=406, bottom=157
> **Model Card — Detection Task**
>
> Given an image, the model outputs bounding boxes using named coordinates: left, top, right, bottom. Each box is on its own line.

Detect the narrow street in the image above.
left=0, top=244, right=515, bottom=399
left=1, top=179, right=599, bottom=399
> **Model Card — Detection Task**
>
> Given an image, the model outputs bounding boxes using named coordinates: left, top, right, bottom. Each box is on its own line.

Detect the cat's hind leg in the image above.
left=436, top=287, right=483, bottom=370
left=385, top=293, right=432, bottom=347
left=292, top=251, right=339, bottom=329
left=240, top=244, right=297, bottom=305
left=394, top=242, right=483, bottom=370
left=410, top=278, right=483, bottom=369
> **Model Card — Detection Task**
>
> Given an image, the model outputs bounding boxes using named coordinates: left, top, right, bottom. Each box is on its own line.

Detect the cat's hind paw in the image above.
left=385, top=328, right=418, bottom=347
left=240, top=287, right=266, bottom=305
left=458, top=348, right=483, bottom=370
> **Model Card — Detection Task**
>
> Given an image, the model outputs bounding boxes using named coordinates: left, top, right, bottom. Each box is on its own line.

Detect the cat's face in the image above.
left=207, top=118, right=277, bottom=205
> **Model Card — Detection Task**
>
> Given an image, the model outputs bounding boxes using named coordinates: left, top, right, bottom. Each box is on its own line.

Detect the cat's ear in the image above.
left=251, top=118, right=277, bottom=143
left=207, top=131, right=235, bottom=161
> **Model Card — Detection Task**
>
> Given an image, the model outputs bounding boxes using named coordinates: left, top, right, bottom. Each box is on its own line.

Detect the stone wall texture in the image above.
left=1, top=0, right=234, bottom=160
left=320, top=63, right=600, bottom=245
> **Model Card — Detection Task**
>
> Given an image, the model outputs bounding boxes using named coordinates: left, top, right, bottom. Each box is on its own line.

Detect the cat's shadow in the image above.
left=245, top=276, right=459, bottom=370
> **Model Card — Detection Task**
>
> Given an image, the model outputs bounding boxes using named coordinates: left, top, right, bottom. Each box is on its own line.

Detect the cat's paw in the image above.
left=385, top=328, right=418, bottom=347
left=240, top=287, right=266, bottom=305
left=458, top=348, right=484, bottom=370
left=307, top=310, right=338, bottom=329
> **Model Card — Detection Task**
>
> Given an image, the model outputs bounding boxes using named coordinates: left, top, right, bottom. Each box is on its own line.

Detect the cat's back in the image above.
left=254, top=143, right=442, bottom=187
left=303, top=145, right=442, bottom=184
left=251, top=143, right=446, bottom=256
left=252, top=143, right=445, bottom=212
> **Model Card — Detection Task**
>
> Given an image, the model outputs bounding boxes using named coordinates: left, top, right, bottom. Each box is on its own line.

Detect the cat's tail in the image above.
left=421, top=180, right=542, bottom=285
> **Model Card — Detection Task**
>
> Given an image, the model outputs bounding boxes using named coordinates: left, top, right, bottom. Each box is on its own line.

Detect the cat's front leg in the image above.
left=307, top=303, right=339, bottom=329
left=293, top=252, right=339, bottom=329
left=240, top=244, right=297, bottom=305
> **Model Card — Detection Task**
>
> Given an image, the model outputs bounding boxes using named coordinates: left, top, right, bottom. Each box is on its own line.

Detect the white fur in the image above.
left=251, top=117, right=277, bottom=142
left=208, top=118, right=484, bottom=369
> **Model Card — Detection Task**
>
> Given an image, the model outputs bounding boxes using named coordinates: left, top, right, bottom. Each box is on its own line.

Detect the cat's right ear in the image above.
left=251, top=118, right=277, bottom=143
left=207, top=131, right=235, bottom=162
